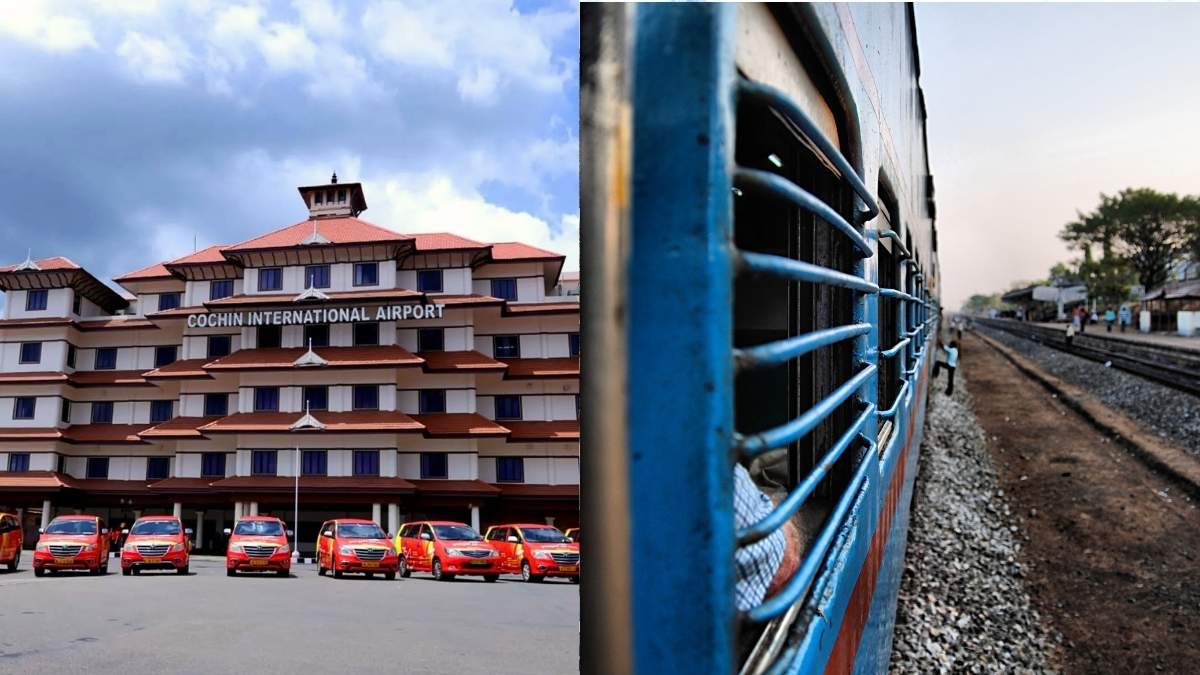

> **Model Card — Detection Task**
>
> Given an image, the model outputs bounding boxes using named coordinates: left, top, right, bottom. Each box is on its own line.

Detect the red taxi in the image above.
left=564, top=527, right=580, bottom=543
left=0, top=511, right=23, bottom=572
left=316, top=518, right=398, bottom=580
left=33, top=515, right=110, bottom=576
left=396, top=521, right=499, bottom=582
left=223, top=515, right=292, bottom=577
left=485, top=523, right=580, bottom=583
left=120, top=515, right=192, bottom=575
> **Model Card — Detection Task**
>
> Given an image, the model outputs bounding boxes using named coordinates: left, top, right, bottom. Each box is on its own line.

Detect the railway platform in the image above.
left=1029, top=321, right=1200, bottom=353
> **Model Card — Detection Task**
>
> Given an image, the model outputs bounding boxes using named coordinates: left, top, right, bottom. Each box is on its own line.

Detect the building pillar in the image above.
left=194, top=510, right=205, bottom=549
left=249, top=501, right=258, bottom=516
left=545, top=515, right=555, bottom=527
left=133, top=509, right=142, bottom=519
left=234, top=502, right=243, bottom=521
left=173, top=502, right=183, bottom=518
left=371, top=503, right=382, bottom=525
left=215, top=511, right=226, bottom=547
left=387, top=504, right=400, bottom=536
left=40, top=500, right=52, bottom=530
left=470, top=504, right=480, bottom=532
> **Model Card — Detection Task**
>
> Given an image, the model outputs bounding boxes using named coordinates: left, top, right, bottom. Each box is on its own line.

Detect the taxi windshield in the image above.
left=234, top=520, right=284, bottom=536
left=521, top=527, right=568, bottom=543
left=338, top=523, right=386, bottom=539
left=433, top=525, right=482, bottom=541
left=45, top=520, right=97, bottom=535
left=130, top=520, right=180, bottom=536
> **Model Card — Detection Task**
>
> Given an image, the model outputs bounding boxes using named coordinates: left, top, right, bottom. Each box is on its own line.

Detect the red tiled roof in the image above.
left=148, top=477, right=216, bottom=493
left=67, top=479, right=154, bottom=493
left=143, top=358, right=211, bottom=380
left=139, top=416, right=222, bottom=439
left=69, top=370, right=151, bottom=387
left=0, top=371, right=70, bottom=385
left=503, top=420, right=579, bottom=442
left=489, top=242, right=566, bottom=262
left=409, top=479, right=501, bottom=496
left=224, top=217, right=412, bottom=251
left=0, top=317, right=74, bottom=329
left=0, top=471, right=71, bottom=491
left=436, top=294, right=505, bottom=307
left=204, top=346, right=422, bottom=371
left=502, top=301, right=580, bottom=316
left=76, top=318, right=159, bottom=331
left=204, top=288, right=423, bottom=307
left=62, top=424, right=152, bottom=444
left=200, top=411, right=424, bottom=434
left=410, top=413, right=510, bottom=438
left=418, top=351, right=506, bottom=372
left=0, top=256, right=81, bottom=272
left=209, top=475, right=416, bottom=494
left=493, top=483, right=580, bottom=498
left=0, top=428, right=63, bottom=441
left=413, top=232, right=487, bottom=251
left=501, top=357, right=580, bottom=379
left=166, top=244, right=228, bottom=266
left=113, top=260, right=174, bottom=282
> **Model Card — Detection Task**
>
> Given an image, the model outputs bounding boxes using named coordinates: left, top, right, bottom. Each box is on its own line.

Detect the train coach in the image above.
left=582, top=3, right=941, bottom=673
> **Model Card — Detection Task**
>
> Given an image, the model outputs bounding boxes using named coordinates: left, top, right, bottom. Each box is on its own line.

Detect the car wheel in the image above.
left=132, top=567, right=141, bottom=576
left=226, top=568, right=236, bottom=577
left=101, top=557, right=109, bottom=574
left=332, top=555, right=343, bottom=579
left=34, top=567, right=44, bottom=577
left=122, top=567, right=131, bottom=576
left=7, top=550, right=18, bottom=572
left=432, top=558, right=445, bottom=581
left=90, top=563, right=101, bottom=576
left=521, top=560, right=543, bottom=583
left=570, top=575, right=580, bottom=584
left=317, top=554, right=326, bottom=576
left=276, top=568, right=288, bottom=578
left=399, top=557, right=411, bottom=578
left=178, top=565, right=189, bottom=575
left=385, top=572, right=396, bottom=581
left=484, top=574, right=499, bottom=583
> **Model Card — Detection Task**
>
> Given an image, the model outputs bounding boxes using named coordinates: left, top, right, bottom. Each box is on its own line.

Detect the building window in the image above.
left=337, top=189, right=346, bottom=203
left=353, top=450, right=380, bottom=477
left=304, top=264, right=331, bottom=289
left=569, top=333, right=580, bottom=357
left=303, top=386, right=328, bottom=411
left=304, top=324, right=330, bottom=348
left=314, top=191, right=324, bottom=205
left=157, top=292, right=182, bottom=312
left=91, top=401, right=114, bottom=424
left=94, top=347, right=118, bottom=370
left=493, top=335, right=520, bottom=358
left=254, top=387, right=280, bottom=412
left=60, top=399, right=71, bottom=424
left=251, top=450, right=277, bottom=476
left=490, top=278, right=518, bottom=301
left=301, top=450, right=327, bottom=476
left=86, top=457, right=109, bottom=479
left=154, top=345, right=178, bottom=367
left=146, top=457, right=169, bottom=480
left=72, top=292, right=82, bottom=315
left=207, top=335, right=232, bottom=358
left=66, top=344, right=76, bottom=369
left=496, top=457, right=524, bottom=483
left=200, top=453, right=226, bottom=477
left=352, top=385, right=379, bottom=410
left=257, top=325, right=282, bottom=349
left=7, top=453, right=30, bottom=472
left=420, top=452, right=448, bottom=479
left=210, top=279, right=234, bottom=300
left=25, top=289, right=48, bottom=311
left=12, top=397, right=36, bottom=420
left=418, top=389, right=446, bottom=414
left=353, top=262, right=378, bottom=286
left=258, top=267, right=283, bottom=292
left=417, top=270, right=443, bottom=293
left=353, top=322, right=379, bottom=346
left=494, top=395, right=522, bottom=420
left=19, top=342, right=41, bottom=364
left=417, top=328, right=444, bottom=352
left=203, top=393, right=228, bottom=417
left=149, top=400, right=173, bottom=423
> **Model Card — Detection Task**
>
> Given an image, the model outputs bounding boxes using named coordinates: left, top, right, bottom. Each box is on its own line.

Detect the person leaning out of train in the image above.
left=1104, top=307, right=1116, bottom=332
left=932, top=340, right=959, bottom=396
left=733, top=465, right=801, bottom=612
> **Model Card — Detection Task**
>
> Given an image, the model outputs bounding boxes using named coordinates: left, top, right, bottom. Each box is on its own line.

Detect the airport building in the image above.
left=0, top=177, right=579, bottom=554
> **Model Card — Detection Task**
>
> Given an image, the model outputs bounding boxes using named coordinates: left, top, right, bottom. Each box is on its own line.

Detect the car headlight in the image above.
left=81, top=544, right=96, bottom=552
left=228, top=544, right=242, bottom=553
left=446, top=547, right=464, bottom=556
left=532, top=550, right=553, bottom=559
left=36, top=542, right=49, bottom=551
left=124, top=543, right=137, bottom=552
left=338, top=546, right=354, bottom=556
left=486, top=549, right=499, bottom=558
left=170, top=543, right=184, bottom=552
left=277, top=544, right=290, bottom=554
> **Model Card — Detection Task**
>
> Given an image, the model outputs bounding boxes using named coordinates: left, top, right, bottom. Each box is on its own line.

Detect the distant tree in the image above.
left=1075, top=255, right=1135, bottom=306
left=961, top=293, right=1004, bottom=312
left=1047, top=261, right=1080, bottom=285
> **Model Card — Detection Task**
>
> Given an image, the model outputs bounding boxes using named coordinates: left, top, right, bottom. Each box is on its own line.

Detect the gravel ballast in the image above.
left=978, top=325, right=1200, bottom=456
left=889, top=376, right=1060, bottom=674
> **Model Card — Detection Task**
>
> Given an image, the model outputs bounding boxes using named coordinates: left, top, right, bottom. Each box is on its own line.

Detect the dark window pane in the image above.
left=417, top=270, right=443, bottom=292
left=66, top=345, right=76, bottom=369
left=490, top=278, right=517, bottom=301
left=304, top=324, right=330, bottom=348
left=494, top=395, right=521, bottom=420
left=252, top=450, right=277, bottom=476
left=25, top=290, right=48, bottom=311
left=210, top=279, right=234, bottom=300
left=91, top=401, right=114, bottom=423
left=157, top=293, right=181, bottom=312
left=146, top=457, right=169, bottom=480
left=493, top=336, right=520, bottom=358
left=72, top=293, right=82, bottom=315
left=353, top=450, right=379, bottom=476
left=304, top=265, right=331, bottom=289
left=13, top=397, right=36, bottom=420
left=303, top=386, right=328, bottom=411
left=258, top=325, right=282, bottom=348
left=60, top=400, right=71, bottom=424
left=203, top=393, right=228, bottom=416
left=569, top=333, right=580, bottom=357
left=420, top=452, right=448, bottom=479
left=200, top=453, right=225, bottom=477
left=418, top=389, right=446, bottom=414
left=417, top=328, right=444, bottom=352
left=302, top=450, right=327, bottom=476
left=353, top=322, right=379, bottom=346
left=7, top=453, right=30, bottom=472
left=259, top=267, right=283, bottom=291
left=254, top=387, right=279, bottom=412
left=149, top=400, right=173, bottom=423
left=154, top=345, right=178, bottom=367
left=86, top=457, right=109, bottom=479
left=95, top=347, right=118, bottom=369
left=497, top=457, right=524, bottom=482
left=19, top=342, right=41, bottom=364
left=207, top=335, right=232, bottom=358
left=352, top=385, right=379, bottom=410
left=353, top=262, right=378, bottom=286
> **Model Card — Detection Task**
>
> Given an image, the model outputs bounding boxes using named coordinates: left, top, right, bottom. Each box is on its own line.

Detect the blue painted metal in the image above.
left=880, top=337, right=910, bottom=358
left=877, top=380, right=911, bottom=419
left=735, top=323, right=872, bottom=371
left=878, top=288, right=917, bottom=303
left=739, top=251, right=879, bottom=294
left=735, top=364, right=877, bottom=457
left=627, top=4, right=736, bottom=672
left=734, top=168, right=873, bottom=257
left=876, top=229, right=911, bottom=259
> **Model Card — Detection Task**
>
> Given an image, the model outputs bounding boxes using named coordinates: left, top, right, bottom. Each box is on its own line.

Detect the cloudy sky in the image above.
left=0, top=0, right=578, bottom=306
left=915, top=3, right=1200, bottom=309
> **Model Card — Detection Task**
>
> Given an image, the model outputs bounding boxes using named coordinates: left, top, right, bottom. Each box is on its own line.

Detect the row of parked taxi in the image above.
left=0, top=513, right=580, bottom=582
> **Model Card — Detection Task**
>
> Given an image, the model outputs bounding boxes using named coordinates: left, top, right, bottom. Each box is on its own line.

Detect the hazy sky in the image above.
left=0, top=0, right=577, bottom=310
left=915, top=3, right=1200, bottom=309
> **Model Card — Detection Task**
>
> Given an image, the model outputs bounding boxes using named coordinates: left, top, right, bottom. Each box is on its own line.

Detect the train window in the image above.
left=876, top=185, right=902, bottom=434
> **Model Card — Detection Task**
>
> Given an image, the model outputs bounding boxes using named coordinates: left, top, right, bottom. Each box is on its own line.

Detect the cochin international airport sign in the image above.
left=186, top=304, right=446, bottom=328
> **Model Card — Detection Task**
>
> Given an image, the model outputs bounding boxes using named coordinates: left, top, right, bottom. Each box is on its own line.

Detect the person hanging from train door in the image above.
left=932, top=340, right=959, bottom=396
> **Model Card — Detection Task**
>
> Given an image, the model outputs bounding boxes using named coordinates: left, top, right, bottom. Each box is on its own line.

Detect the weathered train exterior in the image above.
left=582, top=3, right=939, bottom=674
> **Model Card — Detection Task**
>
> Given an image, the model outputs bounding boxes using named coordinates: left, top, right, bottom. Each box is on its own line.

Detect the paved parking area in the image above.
left=0, top=555, right=578, bottom=674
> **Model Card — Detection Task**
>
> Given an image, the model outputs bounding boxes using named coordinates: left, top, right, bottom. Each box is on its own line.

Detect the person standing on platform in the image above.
left=932, top=340, right=959, bottom=396
left=1073, top=305, right=1085, bottom=333
left=1104, top=306, right=1116, bottom=332
left=1066, top=321, right=1076, bottom=348
left=1119, top=304, right=1132, bottom=332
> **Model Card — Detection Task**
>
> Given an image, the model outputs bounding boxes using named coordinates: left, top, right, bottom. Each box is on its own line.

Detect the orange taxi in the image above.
left=0, top=511, right=23, bottom=572
left=396, top=521, right=499, bottom=582
left=224, top=515, right=292, bottom=577
left=120, top=515, right=192, bottom=575
left=33, top=515, right=110, bottom=576
left=485, top=523, right=580, bottom=583
left=316, top=518, right=398, bottom=580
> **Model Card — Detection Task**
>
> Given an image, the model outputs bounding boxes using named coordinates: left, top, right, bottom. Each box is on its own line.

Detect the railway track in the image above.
left=973, top=318, right=1200, bottom=397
